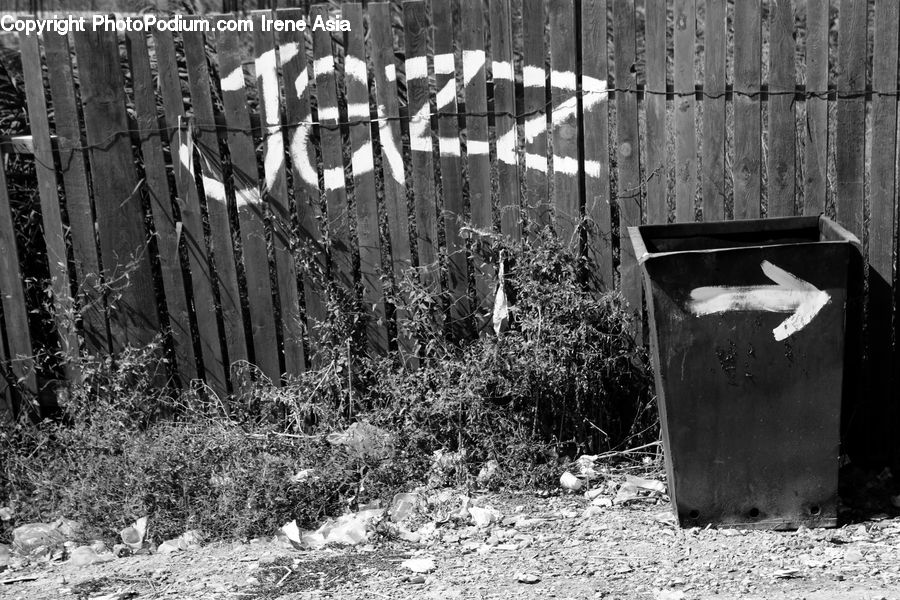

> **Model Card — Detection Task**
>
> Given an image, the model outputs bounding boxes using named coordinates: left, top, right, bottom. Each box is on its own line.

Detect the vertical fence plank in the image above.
left=582, top=0, right=613, bottom=290
left=612, top=0, right=642, bottom=325
left=767, top=0, right=795, bottom=216
left=549, top=0, right=582, bottom=244
left=155, top=29, right=228, bottom=395
left=73, top=25, right=161, bottom=350
left=869, top=0, right=899, bottom=466
left=431, top=0, right=470, bottom=334
left=836, top=0, right=866, bottom=238
left=182, top=22, right=249, bottom=374
left=369, top=2, right=416, bottom=361
left=461, top=0, right=494, bottom=311
left=0, top=162, right=37, bottom=397
left=125, top=30, right=198, bottom=384
left=343, top=3, right=389, bottom=354
left=701, top=0, right=725, bottom=221
left=19, top=31, right=80, bottom=379
left=522, top=0, right=549, bottom=229
left=645, top=0, right=666, bottom=224
left=733, top=0, right=761, bottom=219
left=215, top=20, right=282, bottom=384
left=803, top=0, right=828, bottom=215
left=252, top=11, right=306, bottom=375
left=42, top=32, right=108, bottom=354
left=490, top=0, right=521, bottom=239
left=311, top=4, right=353, bottom=294
left=275, top=8, right=328, bottom=356
left=404, top=1, right=443, bottom=302
left=0, top=319, right=10, bottom=421
left=673, top=0, right=697, bottom=223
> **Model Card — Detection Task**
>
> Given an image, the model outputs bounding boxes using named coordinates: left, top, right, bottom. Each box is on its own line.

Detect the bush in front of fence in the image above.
left=0, top=229, right=656, bottom=544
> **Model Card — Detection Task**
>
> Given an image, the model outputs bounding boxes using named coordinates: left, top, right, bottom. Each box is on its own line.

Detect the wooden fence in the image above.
left=0, top=1, right=898, bottom=461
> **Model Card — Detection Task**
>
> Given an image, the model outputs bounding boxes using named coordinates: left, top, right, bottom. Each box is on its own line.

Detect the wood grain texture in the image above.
left=0, top=161, right=37, bottom=396
left=461, top=0, right=494, bottom=311
left=20, top=31, right=80, bottom=379
left=73, top=24, right=161, bottom=350
left=155, top=28, right=227, bottom=395
left=369, top=2, right=416, bottom=362
left=701, top=0, right=725, bottom=221
left=803, top=0, right=828, bottom=216
left=549, top=0, right=582, bottom=244
left=252, top=10, right=306, bottom=375
left=673, top=0, right=696, bottom=223
left=125, top=30, right=197, bottom=384
left=582, top=0, right=613, bottom=291
left=612, top=0, right=642, bottom=328
left=732, top=0, right=761, bottom=219
left=644, top=0, right=667, bottom=225
left=490, top=0, right=521, bottom=239
left=522, top=0, right=550, bottom=229
left=182, top=22, right=249, bottom=373
left=343, top=3, right=388, bottom=354
left=836, top=0, right=867, bottom=238
left=275, top=8, right=328, bottom=359
left=215, top=21, right=282, bottom=383
left=431, top=0, right=470, bottom=335
left=766, top=0, right=795, bottom=216
left=42, top=31, right=108, bottom=353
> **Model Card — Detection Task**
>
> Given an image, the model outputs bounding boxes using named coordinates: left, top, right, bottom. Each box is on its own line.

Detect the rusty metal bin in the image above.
left=628, top=215, right=860, bottom=529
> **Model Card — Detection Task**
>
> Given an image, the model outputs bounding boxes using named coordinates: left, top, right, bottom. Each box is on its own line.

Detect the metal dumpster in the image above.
left=628, top=215, right=860, bottom=529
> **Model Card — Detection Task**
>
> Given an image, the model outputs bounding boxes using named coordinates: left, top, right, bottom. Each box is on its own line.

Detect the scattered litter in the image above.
left=575, top=455, right=600, bottom=479
left=584, top=488, right=604, bottom=501
left=68, top=546, right=114, bottom=566
left=652, top=590, right=685, bottom=600
left=389, top=492, right=418, bottom=523
left=12, top=519, right=82, bottom=555
left=0, top=507, right=12, bottom=521
left=406, top=574, right=426, bottom=584
left=516, top=572, right=540, bottom=584
left=469, top=506, right=500, bottom=528
left=289, top=468, right=317, bottom=483
left=157, top=530, right=203, bottom=554
left=401, top=557, right=436, bottom=573
left=119, top=517, right=148, bottom=551
left=1, top=575, right=39, bottom=585
left=326, top=421, right=394, bottom=461
left=477, top=460, right=500, bottom=486
left=772, top=568, right=801, bottom=579
left=560, top=472, right=583, bottom=492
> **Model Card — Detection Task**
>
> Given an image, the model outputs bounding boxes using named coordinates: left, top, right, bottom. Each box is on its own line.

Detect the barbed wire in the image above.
left=6, top=85, right=884, bottom=155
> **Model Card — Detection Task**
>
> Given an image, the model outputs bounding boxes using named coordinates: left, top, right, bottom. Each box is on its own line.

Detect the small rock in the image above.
left=401, top=557, right=436, bottom=573
left=517, top=572, right=541, bottom=584
left=406, top=574, right=426, bottom=584
left=560, top=472, right=583, bottom=492
left=845, top=549, right=864, bottom=563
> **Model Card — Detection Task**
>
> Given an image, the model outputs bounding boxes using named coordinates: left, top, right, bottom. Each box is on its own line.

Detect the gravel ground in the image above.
left=3, top=480, right=900, bottom=600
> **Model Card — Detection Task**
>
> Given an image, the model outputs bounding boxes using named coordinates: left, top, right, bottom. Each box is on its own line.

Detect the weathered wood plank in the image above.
left=342, top=3, right=388, bottom=354
left=0, top=160, right=37, bottom=397
left=522, top=0, right=549, bottom=230
left=767, top=0, right=795, bottom=216
left=155, top=28, right=227, bottom=394
left=311, top=5, right=353, bottom=294
left=803, top=0, right=828, bottom=216
left=612, top=0, right=642, bottom=327
left=73, top=24, right=160, bottom=350
left=182, top=22, right=249, bottom=374
left=644, top=0, right=666, bottom=225
left=461, top=0, right=494, bottom=311
left=582, top=0, right=613, bottom=291
left=869, top=0, right=899, bottom=466
left=368, top=2, right=416, bottom=361
left=732, top=0, right=761, bottom=219
left=490, top=0, right=521, bottom=239
left=42, top=31, right=108, bottom=353
left=215, top=19, right=282, bottom=383
left=19, top=30, right=80, bottom=380
left=673, top=0, right=696, bottom=223
left=549, top=0, right=581, bottom=244
left=431, top=0, right=470, bottom=335
left=404, top=1, right=443, bottom=302
left=124, top=29, right=198, bottom=384
left=701, top=0, right=725, bottom=221
left=252, top=10, right=306, bottom=375
left=275, top=8, right=327, bottom=358
left=836, top=0, right=866, bottom=238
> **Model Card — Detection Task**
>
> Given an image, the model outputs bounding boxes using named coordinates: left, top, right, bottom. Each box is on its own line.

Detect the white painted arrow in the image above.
left=689, top=260, right=830, bottom=341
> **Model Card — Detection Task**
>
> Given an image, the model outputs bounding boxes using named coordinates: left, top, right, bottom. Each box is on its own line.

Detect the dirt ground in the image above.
left=3, top=485, right=900, bottom=600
